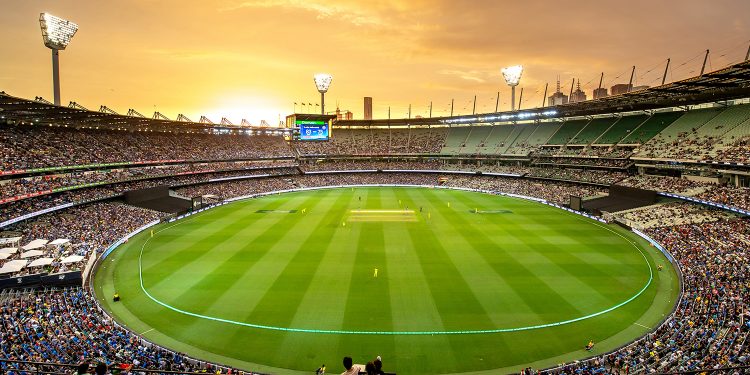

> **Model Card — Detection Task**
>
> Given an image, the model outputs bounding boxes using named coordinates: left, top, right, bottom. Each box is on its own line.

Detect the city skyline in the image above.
left=1, top=0, right=749, bottom=124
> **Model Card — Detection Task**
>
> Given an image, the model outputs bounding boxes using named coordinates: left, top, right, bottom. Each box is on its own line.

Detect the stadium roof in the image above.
left=1, top=60, right=750, bottom=130
left=342, top=59, right=750, bottom=127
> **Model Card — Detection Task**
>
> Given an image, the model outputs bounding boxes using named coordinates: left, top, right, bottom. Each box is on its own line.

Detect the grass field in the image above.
left=94, top=187, right=679, bottom=375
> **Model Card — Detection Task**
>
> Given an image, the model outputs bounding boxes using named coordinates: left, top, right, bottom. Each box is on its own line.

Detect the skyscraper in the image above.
left=570, top=80, right=587, bottom=103
left=548, top=77, right=569, bottom=106
left=364, top=97, right=373, bottom=120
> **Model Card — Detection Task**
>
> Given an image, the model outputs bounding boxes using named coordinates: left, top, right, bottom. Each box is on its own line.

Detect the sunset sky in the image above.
left=1, top=0, right=749, bottom=125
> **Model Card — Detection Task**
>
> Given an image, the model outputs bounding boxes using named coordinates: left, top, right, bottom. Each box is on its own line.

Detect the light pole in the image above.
left=313, top=73, right=332, bottom=115
left=501, top=65, right=523, bottom=111
left=39, top=13, right=78, bottom=106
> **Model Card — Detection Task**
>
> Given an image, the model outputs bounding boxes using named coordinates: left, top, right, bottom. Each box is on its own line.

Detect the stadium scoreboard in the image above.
left=298, top=120, right=330, bottom=141
left=285, top=113, right=337, bottom=141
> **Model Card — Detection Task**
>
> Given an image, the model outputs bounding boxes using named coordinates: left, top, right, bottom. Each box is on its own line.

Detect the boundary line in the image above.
left=136, top=187, right=655, bottom=336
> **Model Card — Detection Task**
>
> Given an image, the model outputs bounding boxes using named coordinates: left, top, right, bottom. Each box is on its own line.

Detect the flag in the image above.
left=308, top=103, right=313, bottom=106
left=294, top=102, right=297, bottom=105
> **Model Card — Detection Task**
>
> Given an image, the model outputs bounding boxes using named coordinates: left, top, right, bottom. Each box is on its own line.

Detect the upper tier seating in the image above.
left=545, top=119, right=590, bottom=145
left=294, top=128, right=447, bottom=156
left=568, top=117, right=618, bottom=145
left=593, top=114, right=648, bottom=145
left=619, top=111, right=684, bottom=145
left=0, top=125, right=293, bottom=172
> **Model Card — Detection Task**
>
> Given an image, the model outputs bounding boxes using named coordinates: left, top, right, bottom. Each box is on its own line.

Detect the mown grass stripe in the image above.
left=242, top=189, right=356, bottom=328
left=143, top=192, right=325, bottom=319
left=406, top=189, right=542, bottom=326
left=426, top=189, right=590, bottom=320
left=141, top=197, right=288, bottom=277
left=457, top=192, right=648, bottom=304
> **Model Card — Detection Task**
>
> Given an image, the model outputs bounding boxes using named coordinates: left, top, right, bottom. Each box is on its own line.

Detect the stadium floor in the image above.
left=94, top=187, right=679, bottom=374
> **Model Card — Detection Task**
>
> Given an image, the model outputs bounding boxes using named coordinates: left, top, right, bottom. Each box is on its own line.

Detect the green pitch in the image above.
left=94, top=187, right=679, bottom=375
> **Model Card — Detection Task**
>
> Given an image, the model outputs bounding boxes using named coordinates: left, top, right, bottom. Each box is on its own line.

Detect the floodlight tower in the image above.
left=313, top=73, right=332, bottom=115
left=39, top=13, right=78, bottom=106
left=501, top=65, right=523, bottom=111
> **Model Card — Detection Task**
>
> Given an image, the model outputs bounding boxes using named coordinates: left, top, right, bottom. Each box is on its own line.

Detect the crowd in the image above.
left=0, top=160, right=297, bottom=202
left=635, top=133, right=716, bottom=161
left=618, top=176, right=750, bottom=212
left=526, top=167, right=628, bottom=185
left=0, top=168, right=299, bottom=224
left=0, top=124, right=293, bottom=171
left=697, top=186, right=750, bottom=213
left=293, top=128, right=448, bottom=156
left=175, top=173, right=607, bottom=206
left=299, top=160, right=528, bottom=175
left=441, top=175, right=606, bottom=204
left=0, top=288, right=258, bottom=374
left=714, top=136, right=750, bottom=164
left=532, top=156, right=632, bottom=168
left=615, top=202, right=734, bottom=229
left=300, top=160, right=441, bottom=172
left=0, top=202, right=162, bottom=278
left=532, top=147, right=634, bottom=159
left=618, top=175, right=714, bottom=195
left=0, top=169, right=748, bottom=374
left=544, top=217, right=750, bottom=374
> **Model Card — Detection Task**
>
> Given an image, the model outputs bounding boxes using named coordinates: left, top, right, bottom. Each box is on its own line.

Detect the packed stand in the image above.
left=697, top=186, right=750, bottom=213
left=441, top=175, right=606, bottom=204
left=0, top=124, right=293, bottom=172
left=533, top=147, right=633, bottom=159
left=615, top=202, right=735, bottom=229
left=526, top=167, right=628, bottom=185
left=177, top=173, right=605, bottom=206
left=0, top=288, right=258, bottom=374
left=300, top=160, right=440, bottom=172
left=0, top=202, right=162, bottom=278
left=0, top=160, right=298, bottom=202
left=618, top=175, right=715, bottom=196
left=532, top=156, right=632, bottom=168
left=544, top=218, right=750, bottom=374
left=0, top=168, right=299, bottom=224
left=293, top=128, right=448, bottom=156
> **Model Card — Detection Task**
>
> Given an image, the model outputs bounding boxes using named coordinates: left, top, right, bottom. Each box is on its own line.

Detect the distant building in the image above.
left=610, top=84, right=633, bottom=96
left=570, top=80, right=587, bottom=103
left=548, top=78, right=569, bottom=106
left=364, top=97, right=373, bottom=120
left=593, top=87, right=608, bottom=99
left=334, top=107, right=353, bottom=121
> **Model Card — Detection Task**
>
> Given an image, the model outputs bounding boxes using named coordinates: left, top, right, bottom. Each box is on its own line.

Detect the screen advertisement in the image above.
left=297, top=120, right=329, bottom=141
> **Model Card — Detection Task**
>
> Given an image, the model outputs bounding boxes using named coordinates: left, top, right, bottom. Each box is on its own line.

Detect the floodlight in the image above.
left=314, top=73, right=332, bottom=93
left=40, top=13, right=78, bottom=50
left=501, top=65, right=523, bottom=87
left=39, top=13, right=78, bottom=106
left=313, top=73, right=332, bottom=114
left=501, top=65, right=524, bottom=111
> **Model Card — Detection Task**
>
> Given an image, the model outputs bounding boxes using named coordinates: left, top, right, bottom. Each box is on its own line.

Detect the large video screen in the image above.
left=297, top=120, right=329, bottom=141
